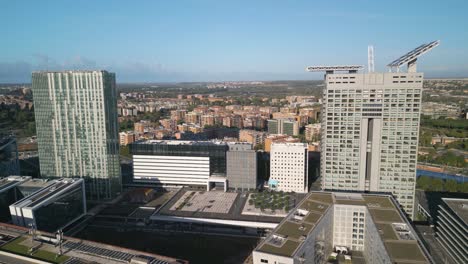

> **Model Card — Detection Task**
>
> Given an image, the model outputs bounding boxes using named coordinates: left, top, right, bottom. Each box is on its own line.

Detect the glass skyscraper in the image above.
left=32, top=70, right=121, bottom=200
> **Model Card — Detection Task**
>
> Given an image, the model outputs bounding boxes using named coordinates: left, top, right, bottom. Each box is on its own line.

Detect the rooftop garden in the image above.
left=248, top=190, right=293, bottom=212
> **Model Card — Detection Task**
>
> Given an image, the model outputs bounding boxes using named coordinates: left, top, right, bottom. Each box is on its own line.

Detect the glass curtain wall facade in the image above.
left=0, top=187, right=23, bottom=222
left=34, top=183, right=85, bottom=232
left=130, top=142, right=229, bottom=174
left=32, top=71, right=121, bottom=200
left=0, top=135, right=20, bottom=177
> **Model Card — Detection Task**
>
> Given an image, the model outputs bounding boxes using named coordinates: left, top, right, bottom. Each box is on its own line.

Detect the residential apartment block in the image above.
left=268, top=118, right=299, bottom=136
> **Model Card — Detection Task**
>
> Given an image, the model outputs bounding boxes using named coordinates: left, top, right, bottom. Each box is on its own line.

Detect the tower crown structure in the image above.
left=387, top=40, right=440, bottom=73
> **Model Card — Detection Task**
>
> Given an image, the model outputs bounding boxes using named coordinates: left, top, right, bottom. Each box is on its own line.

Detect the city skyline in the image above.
left=1, top=0, right=468, bottom=83
left=0, top=2, right=466, bottom=263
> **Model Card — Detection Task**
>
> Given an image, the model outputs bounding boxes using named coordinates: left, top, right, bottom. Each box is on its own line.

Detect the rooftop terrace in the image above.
left=255, top=191, right=432, bottom=263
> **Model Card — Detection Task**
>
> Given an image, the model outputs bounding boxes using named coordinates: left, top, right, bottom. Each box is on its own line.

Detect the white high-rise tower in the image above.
left=307, top=41, right=439, bottom=218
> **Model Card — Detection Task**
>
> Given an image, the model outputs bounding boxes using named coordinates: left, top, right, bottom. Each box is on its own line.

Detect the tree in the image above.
left=416, top=176, right=432, bottom=190
left=444, top=180, right=458, bottom=192
left=254, top=143, right=264, bottom=151
left=458, top=182, right=468, bottom=193
left=431, top=179, right=444, bottom=192
left=120, top=145, right=131, bottom=158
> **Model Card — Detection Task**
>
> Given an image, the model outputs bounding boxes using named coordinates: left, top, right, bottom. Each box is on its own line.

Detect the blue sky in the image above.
left=1, top=0, right=467, bottom=83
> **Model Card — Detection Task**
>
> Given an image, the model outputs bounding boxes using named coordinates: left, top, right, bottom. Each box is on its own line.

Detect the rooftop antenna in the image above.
left=368, top=45, right=375, bottom=73
left=387, top=40, right=440, bottom=73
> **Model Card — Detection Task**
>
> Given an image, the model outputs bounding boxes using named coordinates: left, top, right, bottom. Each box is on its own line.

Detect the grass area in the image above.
left=0, top=236, right=69, bottom=263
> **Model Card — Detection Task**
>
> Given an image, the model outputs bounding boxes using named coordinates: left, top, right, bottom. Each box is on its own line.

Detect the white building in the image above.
left=131, top=140, right=230, bottom=191
left=314, top=41, right=440, bottom=218
left=252, top=191, right=433, bottom=264
left=270, top=143, right=308, bottom=193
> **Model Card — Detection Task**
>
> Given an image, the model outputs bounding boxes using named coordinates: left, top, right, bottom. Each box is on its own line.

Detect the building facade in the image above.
left=32, top=71, right=121, bottom=200
left=267, top=118, right=299, bottom=136
left=226, top=143, right=257, bottom=190
left=131, top=140, right=229, bottom=189
left=270, top=143, right=308, bottom=193
left=0, top=135, right=20, bottom=177
left=321, top=72, right=423, bottom=217
left=304, top=123, right=321, bottom=142
left=435, top=198, right=467, bottom=264
left=0, top=176, right=31, bottom=222
left=119, top=131, right=136, bottom=146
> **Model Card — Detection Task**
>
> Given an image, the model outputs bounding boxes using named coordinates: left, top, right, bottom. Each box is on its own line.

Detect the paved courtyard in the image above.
left=170, top=191, right=238, bottom=214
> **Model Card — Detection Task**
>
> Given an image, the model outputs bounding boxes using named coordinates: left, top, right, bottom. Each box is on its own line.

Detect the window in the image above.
left=260, top=259, right=268, bottom=263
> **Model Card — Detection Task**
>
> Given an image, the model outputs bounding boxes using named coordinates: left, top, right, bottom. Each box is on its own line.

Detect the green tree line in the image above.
left=0, top=103, right=36, bottom=137
left=417, top=176, right=468, bottom=192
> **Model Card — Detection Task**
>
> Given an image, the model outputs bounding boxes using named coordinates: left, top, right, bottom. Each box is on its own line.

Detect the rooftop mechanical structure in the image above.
left=387, top=40, right=440, bottom=72
left=306, top=65, right=364, bottom=74
left=306, top=40, right=440, bottom=74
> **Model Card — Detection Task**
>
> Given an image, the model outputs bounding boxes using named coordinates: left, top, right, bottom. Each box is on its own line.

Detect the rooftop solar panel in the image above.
left=387, top=40, right=440, bottom=67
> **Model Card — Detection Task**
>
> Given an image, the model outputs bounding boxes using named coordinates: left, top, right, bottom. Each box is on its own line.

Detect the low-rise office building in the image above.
left=132, top=140, right=259, bottom=191
left=131, top=140, right=230, bottom=190
left=9, top=178, right=86, bottom=232
left=0, top=176, right=53, bottom=223
left=436, top=198, right=467, bottom=264
left=253, top=191, right=433, bottom=264
left=0, top=176, right=30, bottom=222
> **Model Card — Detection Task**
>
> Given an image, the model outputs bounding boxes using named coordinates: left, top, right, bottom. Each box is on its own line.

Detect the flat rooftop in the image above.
left=0, top=176, right=30, bottom=191
left=32, top=70, right=111, bottom=74
left=11, top=178, right=82, bottom=209
left=156, top=188, right=305, bottom=224
left=134, top=139, right=228, bottom=146
left=17, top=178, right=52, bottom=190
left=442, top=198, right=468, bottom=225
left=255, top=191, right=432, bottom=263
left=0, top=223, right=185, bottom=264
